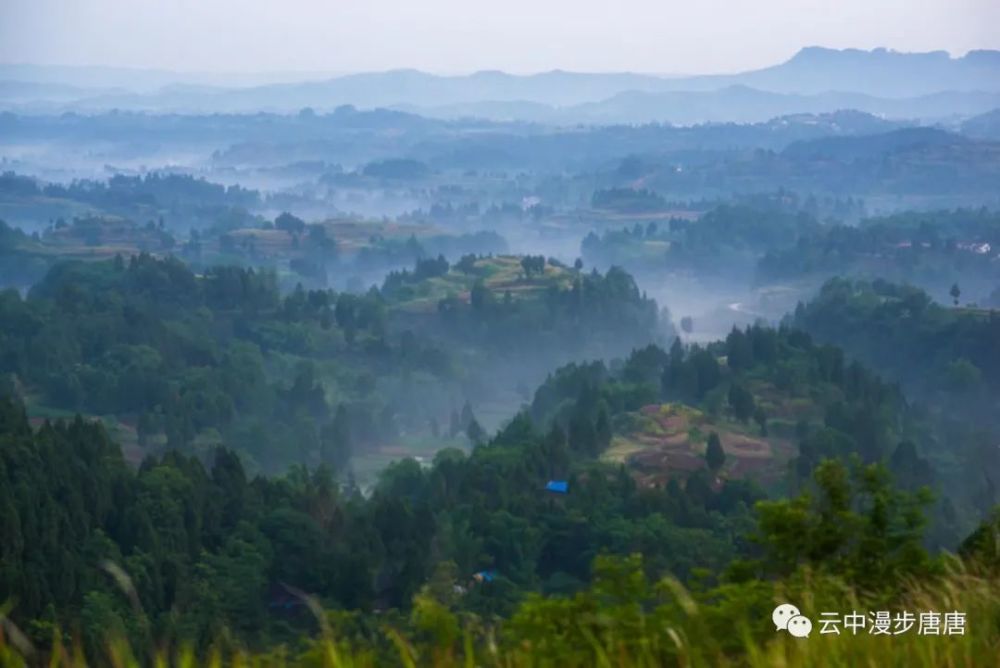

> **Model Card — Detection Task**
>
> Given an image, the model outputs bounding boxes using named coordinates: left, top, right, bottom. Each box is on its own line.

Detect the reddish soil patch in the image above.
left=660, top=416, right=688, bottom=431
left=621, top=405, right=794, bottom=487
left=631, top=449, right=701, bottom=470
left=723, top=435, right=770, bottom=457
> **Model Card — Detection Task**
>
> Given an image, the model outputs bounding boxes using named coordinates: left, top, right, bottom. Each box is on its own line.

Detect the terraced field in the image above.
left=391, top=255, right=576, bottom=313
left=320, top=218, right=442, bottom=252
left=604, top=401, right=796, bottom=486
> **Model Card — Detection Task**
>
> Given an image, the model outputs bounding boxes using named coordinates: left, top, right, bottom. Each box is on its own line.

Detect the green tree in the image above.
left=726, top=327, right=753, bottom=370
left=595, top=404, right=613, bottom=450
left=466, top=418, right=486, bottom=444
left=456, top=254, right=478, bottom=274
left=755, top=459, right=936, bottom=593
left=706, top=432, right=725, bottom=473
left=945, top=358, right=983, bottom=392
left=470, top=279, right=491, bottom=311
left=320, top=405, right=351, bottom=468
left=753, top=406, right=768, bottom=436
left=275, top=212, right=306, bottom=235
left=727, top=383, right=755, bottom=423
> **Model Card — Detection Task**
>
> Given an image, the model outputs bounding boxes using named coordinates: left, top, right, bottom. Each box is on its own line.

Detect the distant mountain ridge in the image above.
left=694, top=47, right=1000, bottom=97
left=548, top=87, right=1000, bottom=125
left=2, top=47, right=999, bottom=124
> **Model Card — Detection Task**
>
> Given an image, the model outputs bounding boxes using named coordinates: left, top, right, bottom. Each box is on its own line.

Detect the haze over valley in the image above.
left=3, top=2, right=1000, bottom=662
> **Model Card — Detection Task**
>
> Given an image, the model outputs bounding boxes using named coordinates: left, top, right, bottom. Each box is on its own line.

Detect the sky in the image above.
left=1, top=0, right=999, bottom=76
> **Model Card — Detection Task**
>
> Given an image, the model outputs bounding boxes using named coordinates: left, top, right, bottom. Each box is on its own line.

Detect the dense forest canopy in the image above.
left=0, top=319, right=974, bottom=655
left=760, top=209, right=1000, bottom=302
left=0, top=252, right=665, bottom=475
left=2, top=190, right=1000, bottom=666
left=792, top=280, right=1000, bottom=505
left=3, top=191, right=1000, bottom=666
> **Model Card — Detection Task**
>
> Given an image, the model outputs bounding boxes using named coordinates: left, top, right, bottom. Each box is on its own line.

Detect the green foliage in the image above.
left=0, top=360, right=994, bottom=664
left=1, top=256, right=993, bottom=664
left=0, top=382, right=760, bottom=653
left=794, top=278, right=1000, bottom=523
left=706, top=433, right=725, bottom=472
left=582, top=203, right=819, bottom=276
left=0, top=254, right=457, bottom=472
left=727, top=384, right=756, bottom=423
left=759, top=208, right=1000, bottom=289
left=8, top=544, right=1000, bottom=666
left=755, top=459, right=936, bottom=597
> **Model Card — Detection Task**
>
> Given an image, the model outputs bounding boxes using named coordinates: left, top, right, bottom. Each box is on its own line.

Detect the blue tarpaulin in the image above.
left=545, top=480, right=568, bottom=494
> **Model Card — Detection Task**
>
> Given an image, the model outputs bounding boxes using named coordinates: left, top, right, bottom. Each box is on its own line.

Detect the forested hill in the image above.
left=0, top=219, right=50, bottom=287
left=0, top=253, right=417, bottom=473
left=0, top=252, right=663, bottom=474
left=382, top=253, right=662, bottom=361
left=791, top=279, right=1000, bottom=526
left=2, top=317, right=985, bottom=661
left=758, top=209, right=1000, bottom=301
left=792, top=278, right=1000, bottom=426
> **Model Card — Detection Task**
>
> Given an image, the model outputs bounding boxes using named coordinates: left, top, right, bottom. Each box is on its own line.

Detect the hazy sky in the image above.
left=2, top=0, right=998, bottom=75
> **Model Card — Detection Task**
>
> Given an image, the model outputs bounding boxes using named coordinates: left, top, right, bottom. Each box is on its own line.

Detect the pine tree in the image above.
left=728, top=383, right=756, bottom=423
left=595, top=404, right=613, bottom=449
left=466, top=418, right=486, bottom=445
left=754, top=407, right=768, bottom=436
left=321, top=405, right=351, bottom=468
left=460, top=401, right=475, bottom=430
left=706, top=432, right=725, bottom=473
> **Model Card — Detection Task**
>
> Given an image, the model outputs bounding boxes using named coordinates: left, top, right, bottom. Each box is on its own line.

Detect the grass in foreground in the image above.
left=2, top=557, right=998, bottom=668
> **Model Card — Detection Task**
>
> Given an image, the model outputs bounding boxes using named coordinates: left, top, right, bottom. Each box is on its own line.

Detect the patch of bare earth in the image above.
left=619, top=403, right=792, bottom=487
